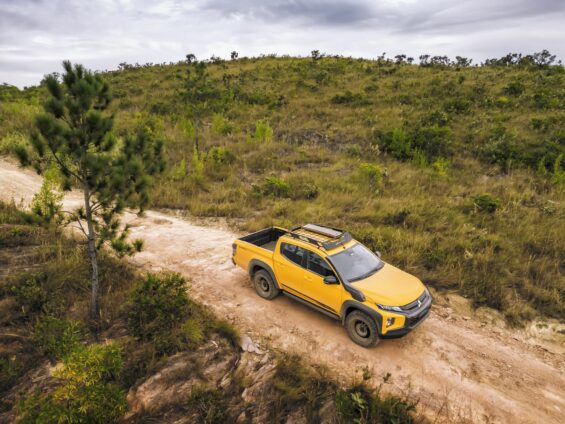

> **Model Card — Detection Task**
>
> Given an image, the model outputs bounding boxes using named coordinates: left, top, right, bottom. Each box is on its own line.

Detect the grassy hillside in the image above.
left=1, top=54, right=564, bottom=322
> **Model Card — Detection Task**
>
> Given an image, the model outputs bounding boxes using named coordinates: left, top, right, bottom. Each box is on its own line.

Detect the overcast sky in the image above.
left=1, top=0, right=564, bottom=88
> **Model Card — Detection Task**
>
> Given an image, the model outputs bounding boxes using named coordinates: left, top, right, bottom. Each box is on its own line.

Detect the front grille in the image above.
left=407, top=306, right=430, bottom=327
left=401, top=290, right=428, bottom=312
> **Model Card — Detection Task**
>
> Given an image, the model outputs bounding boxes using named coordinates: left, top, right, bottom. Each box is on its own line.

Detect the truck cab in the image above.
left=233, top=224, right=432, bottom=347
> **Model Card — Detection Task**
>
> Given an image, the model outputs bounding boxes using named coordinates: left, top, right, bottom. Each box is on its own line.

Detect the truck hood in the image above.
left=351, top=263, right=425, bottom=306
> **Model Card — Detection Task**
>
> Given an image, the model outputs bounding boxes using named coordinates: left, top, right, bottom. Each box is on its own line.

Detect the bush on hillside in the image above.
left=335, top=385, right=415, bottom=424
left=373, top=128, right=412, bottom=160
left=254, top=120, right=273, bottom=143
left=10, top=273, right=47, bottom=315
left=357, top=163, right=383, bottom=191
left=211, top=114, right=235, bottom=135
left=33, top=316, right=84, bottom=361
left=473, top=193, right=501, bottom=213
left=413, top=126, right=452, bottom=160
left=16, top=343, right=127, bottom=424
left=128, top=273, right=190, bottom=342
left=504, top=81, right=525, bottom=96
left=331, top=91, right=371, bottom=106
left=253, top=176, right=291, bottom=198
left=207, top=146, right=236, bottom=166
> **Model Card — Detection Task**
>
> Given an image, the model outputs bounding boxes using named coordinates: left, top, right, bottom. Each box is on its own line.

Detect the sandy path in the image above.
left=1, top=157, right=564, bottom=423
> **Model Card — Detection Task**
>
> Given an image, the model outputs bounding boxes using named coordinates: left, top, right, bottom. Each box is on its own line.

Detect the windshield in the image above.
left=328, top=243, right=384, bottom=282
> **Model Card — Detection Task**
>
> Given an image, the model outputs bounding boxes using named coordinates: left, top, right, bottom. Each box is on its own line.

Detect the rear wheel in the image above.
left=345, top=310, right=380, bottom=348
left=252, top=269, right=280, bottom=300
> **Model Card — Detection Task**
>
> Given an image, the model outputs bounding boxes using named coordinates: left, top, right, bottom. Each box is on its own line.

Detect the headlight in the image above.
left=376, top=304, right=402, bottom=312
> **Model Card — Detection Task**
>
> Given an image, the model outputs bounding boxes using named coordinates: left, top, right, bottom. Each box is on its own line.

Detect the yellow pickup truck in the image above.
left=232, top=224, right=431, bottom=347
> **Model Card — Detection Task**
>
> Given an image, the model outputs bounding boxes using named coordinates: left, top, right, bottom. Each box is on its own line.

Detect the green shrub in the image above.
left=481, top=126, right=523, bottom=171
left=33, top=316, right=83, bottom=361
left=413, top=126, right=452, bottom=159
left=335, top=385, right=415, bottom=424
left=186, top=386, right=227, bottom=424
left=374, top=128, right=412, bottom=160
left=504, top=81, right=525, bottom=96
left=207, top=146, right=236, bottom=166
left=473, top=193, right=501, bottom=213
left=532, top=89, right=557, bottom=109
left=211, top=114, right=235, bottom=135
left=0, top=132, right=30, bottom=156
left=331, top=91, right=371, bottom=106
left=192, top=145, right=205, bottom=182
left=254, top=120, right=273, bottom=143
left=31, top=176, right=63, bottom=224
left=551, top=153, right=565, bottom=185
left=254, top=176, right=291, bottom=198
left=432, top=157, right=450, bottom=177
left=290, top=179, right=319, bottom=200
left=171, top=159, right=187, bottom=180
left=495, top=96, right=510, bottom=107
left=421, top=110, right=449, bottom=127
left=10, top=273, right=47, bottom=314
left=357, top=163, right=383, bottom=190
left=128, top=273, right=190, bottom=342
left=443, top=98, right=471, bottom=114
left=181, top=318, right=204, bottom=346
left=16, top=343, right=127, bottom=424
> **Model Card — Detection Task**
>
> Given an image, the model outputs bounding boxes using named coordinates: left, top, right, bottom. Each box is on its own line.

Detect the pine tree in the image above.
left=22, top=61, right=165, bottom=322
left=182, top=54, right=224, bottom=158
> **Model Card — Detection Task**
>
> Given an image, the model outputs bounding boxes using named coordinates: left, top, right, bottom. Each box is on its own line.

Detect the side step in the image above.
left=282, top=291, right=340, bottom=321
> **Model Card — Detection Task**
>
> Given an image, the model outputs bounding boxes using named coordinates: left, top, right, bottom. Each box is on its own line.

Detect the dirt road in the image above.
left=1, top=157, right=564, bottom=423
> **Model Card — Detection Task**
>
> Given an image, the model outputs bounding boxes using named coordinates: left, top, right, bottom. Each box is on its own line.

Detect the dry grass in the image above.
left=1, top=56, right=564, bottom=321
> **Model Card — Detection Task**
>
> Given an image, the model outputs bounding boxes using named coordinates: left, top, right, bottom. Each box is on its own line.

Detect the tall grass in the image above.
left=3, top=56, right=564, bottom=321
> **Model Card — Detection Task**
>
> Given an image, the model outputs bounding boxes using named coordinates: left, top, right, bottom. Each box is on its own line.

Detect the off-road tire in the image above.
left=252, top=269, right=280, bottom=300
left=345, top=310, right=380, bottom=348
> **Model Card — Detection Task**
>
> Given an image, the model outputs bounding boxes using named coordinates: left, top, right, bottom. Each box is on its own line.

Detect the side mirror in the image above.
left=375, top=251, right=382, bottom=258
left=323, top=275, right=338, bottom=285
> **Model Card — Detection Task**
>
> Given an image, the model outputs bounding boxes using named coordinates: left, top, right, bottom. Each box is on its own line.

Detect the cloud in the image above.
left=204, top=0, right=377, bottom=25
left=0, top=0, right=564, bottom=87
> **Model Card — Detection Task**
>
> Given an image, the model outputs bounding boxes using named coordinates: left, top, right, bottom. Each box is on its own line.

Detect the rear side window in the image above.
left=306, top=251, right=335, bottom=277
left=280, top=243, right=306, bottom=267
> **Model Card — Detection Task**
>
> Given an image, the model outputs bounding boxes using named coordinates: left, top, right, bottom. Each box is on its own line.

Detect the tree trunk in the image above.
left=83, top=183, right=99, bottom=321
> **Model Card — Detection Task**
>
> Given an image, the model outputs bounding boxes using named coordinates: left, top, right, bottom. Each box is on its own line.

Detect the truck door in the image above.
left=302, top=250, right=342, bottom=315
left=274, top=242, right=307, bottom=292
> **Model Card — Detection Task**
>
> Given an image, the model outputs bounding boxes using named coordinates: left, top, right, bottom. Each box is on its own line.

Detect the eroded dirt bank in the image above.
left=1, top=157, right=563, bottom=424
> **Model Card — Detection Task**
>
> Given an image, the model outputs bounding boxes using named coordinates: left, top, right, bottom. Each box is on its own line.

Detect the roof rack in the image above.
left=289, top=224, right=353, bottom=250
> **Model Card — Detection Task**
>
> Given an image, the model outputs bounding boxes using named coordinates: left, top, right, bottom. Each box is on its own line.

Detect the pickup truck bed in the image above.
left=238, top=227, right=286, bottom=252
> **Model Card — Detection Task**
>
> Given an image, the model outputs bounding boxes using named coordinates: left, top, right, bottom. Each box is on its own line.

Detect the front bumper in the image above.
left=380, top=290, right=432, bottom=338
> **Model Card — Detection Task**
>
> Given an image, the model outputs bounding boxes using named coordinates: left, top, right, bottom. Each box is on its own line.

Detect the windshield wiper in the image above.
left=349, top=266, right=381, bottom=282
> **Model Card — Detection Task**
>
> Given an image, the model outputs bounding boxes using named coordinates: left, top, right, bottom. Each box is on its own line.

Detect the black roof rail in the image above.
left=287, top=231, right=325, bottom=248
left=289, top=224, right=353, bottom=250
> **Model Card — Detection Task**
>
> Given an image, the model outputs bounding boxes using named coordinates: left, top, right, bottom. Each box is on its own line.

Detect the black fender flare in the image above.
left=248, top=260, right=280, bottom=290
left=340, top=300, right=383, bottom=335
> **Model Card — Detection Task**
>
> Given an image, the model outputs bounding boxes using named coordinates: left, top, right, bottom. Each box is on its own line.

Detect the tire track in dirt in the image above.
left=1, top=157, right=563, bottom=423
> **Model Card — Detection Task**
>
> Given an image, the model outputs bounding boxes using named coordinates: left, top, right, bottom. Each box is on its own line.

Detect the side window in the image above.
left=306, top=251, right=335, bottom=277
left=280, top=243, right=306, bottom=267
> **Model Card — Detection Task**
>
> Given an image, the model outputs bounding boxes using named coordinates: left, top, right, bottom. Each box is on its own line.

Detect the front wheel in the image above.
left=252, top=270, right=280, bottom=300
left=345, top=310, right=380, bottom=348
